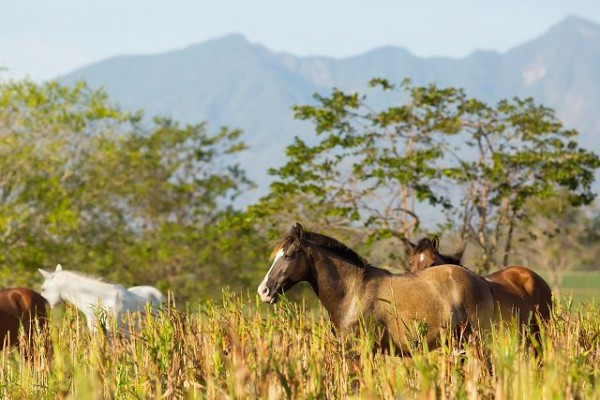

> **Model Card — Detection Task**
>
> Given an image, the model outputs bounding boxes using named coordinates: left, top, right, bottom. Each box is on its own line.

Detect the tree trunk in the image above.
left=476, top=184, right=492, bottom=273
left=399, top=134, right=415, bottom=233
left=502, top=208, right=517, bottom=266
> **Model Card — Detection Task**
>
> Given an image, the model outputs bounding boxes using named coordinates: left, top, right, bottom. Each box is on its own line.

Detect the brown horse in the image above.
left=403, top=236, right=553, bottom=328
left=403, top=236, right=463, bottom=271
left=0, top=288, right=49, bottom=351
left=258, top=224, right=495, bottom=353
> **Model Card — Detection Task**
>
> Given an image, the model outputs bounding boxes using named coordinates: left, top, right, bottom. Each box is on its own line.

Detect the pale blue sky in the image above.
left=1, top=0, right=599, bottom=80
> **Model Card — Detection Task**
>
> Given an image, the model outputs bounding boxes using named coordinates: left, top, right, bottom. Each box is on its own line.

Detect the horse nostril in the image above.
left=259, top=286, right=270, bottom=296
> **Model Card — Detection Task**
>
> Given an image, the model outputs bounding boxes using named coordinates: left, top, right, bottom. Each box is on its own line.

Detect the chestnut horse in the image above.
left=403, top=236, right=553, bottom=328
left=0, top=288, right=49, bottom=351
left=258, top=224, right=495, bottom=354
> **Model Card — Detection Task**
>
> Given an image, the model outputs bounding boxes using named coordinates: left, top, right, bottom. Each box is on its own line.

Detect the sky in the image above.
left=1, top=0, right=599, bottom=81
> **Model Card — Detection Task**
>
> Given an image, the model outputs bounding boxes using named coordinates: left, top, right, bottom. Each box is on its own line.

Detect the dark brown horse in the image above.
left=258, top=224, right=495, bottom=353
left=403, top=236, right=553, bottom=328
left=0, top=288, right=49, bottom=351
left=403, top=236, right=463, bottom=271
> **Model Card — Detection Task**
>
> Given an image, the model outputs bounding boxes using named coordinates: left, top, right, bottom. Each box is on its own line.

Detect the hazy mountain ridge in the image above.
left=63, top=16, right=600, bottom=191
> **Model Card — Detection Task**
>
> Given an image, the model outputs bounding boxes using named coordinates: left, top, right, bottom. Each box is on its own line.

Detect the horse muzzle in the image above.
left=257, top=282, right=278, bottom=304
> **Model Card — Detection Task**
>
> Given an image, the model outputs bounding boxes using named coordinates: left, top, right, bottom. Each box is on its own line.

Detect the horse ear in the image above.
left=294, top=222, right=305, bottom=239
left=402, top=238, right=416, bottom=257
left=38, top=269, right=51, bottom=279
left=432, top=235, right=439, bottom=250
left=55, top=264, right=63, bottom=272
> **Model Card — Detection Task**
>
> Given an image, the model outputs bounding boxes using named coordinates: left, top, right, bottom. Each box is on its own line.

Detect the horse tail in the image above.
left=529, top=271, right=553, bottom=321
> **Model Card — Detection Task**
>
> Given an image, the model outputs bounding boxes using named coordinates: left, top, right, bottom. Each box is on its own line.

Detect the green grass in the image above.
left=0, top=293, right=599, bottom=399
left=535, top=270, right=600, bottom=303
left=560, top=271, right=600, bottom=301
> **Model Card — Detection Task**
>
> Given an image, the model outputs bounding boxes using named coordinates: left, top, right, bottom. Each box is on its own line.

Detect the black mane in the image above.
left=272, top=225, right=370, bottom=268
left=437, top=253, right=462, bottom=266
left=303, top=231, right=370, bottom=268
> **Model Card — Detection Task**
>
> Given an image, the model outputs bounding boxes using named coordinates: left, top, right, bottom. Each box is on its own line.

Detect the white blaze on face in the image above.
left=419, top=253, right=425, bottom=263
left=258, top=249, right=284, bottom=302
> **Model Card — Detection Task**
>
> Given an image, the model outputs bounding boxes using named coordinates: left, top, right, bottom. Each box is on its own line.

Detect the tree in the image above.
left=515, top=194, right=593, bottom=292
left=270, top=80, right=460, bottom=236
left=266, top=79, right=599, bottom=272
left=0, top=80, right=256, bottom=300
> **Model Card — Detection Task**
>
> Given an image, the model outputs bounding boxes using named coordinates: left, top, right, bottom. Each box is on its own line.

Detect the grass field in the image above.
left=0, top=292, right=599, bottom=399
left=556, top=271, right=600, bottom=302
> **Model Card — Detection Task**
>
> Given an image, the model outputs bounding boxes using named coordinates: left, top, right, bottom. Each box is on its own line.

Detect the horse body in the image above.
left=485, top=266, right=552, bottom=324
left=366, top=264, right=494, bottom=351
left=258, top=224, right=494, bottom=353
left=0, top=288, right=48, bottom=349
left=404, top=236, right=553, bottom=327
left=38, top=265, right=158, bottom=333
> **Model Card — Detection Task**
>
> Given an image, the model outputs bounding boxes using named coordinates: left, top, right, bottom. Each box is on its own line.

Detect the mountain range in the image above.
left=63, top=16, right=600, bottom=196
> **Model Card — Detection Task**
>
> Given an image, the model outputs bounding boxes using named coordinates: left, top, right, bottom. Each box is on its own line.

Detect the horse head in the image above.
left=257, top=223, right=312, bottom=304
left=404, top=235, right=464, bottom=271
left=38, top=264, right=64, bottom=307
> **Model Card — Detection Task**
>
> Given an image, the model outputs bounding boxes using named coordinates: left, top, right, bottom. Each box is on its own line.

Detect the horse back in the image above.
left=378, top=265, right=495, bottom=339
left=420, top=265, right=495, bottom=324
left=485, top=266, right=552, bottom=322
left=0, top=288, right=48, bottom=349
left=0, top=288, right=48, bottom=317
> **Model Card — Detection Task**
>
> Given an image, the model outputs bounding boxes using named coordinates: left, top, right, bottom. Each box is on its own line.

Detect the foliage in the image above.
left=0, top=80, right=258, bottom=300
left=267, top=79, right=599, bottom=272
left=514, top=194, right=597, bottom=292
left=2, top=75, right=599, bottom=299
left=2, top=293, right=600, bottom=398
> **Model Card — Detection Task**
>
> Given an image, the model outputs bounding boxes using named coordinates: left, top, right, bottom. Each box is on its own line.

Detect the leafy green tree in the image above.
left=0, top=80, right=257, bottom=300
left=514, top=193, right=594, bottom=292
left=445, top=96, right=599, bottom=270
left=267, top=79, right=599, bottom=272
left=271, top=80, right=460, bottom=236
left=0, top=80, right=134, bottom=279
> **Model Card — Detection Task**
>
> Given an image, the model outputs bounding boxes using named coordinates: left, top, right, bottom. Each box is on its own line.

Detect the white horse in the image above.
left=38, top=264, right=164, bottom=333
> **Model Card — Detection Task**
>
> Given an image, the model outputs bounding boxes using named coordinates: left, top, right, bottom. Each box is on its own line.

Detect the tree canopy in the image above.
left=265, top=79, right=600, bottom=272
left=0, top=80, right=259, bottom=300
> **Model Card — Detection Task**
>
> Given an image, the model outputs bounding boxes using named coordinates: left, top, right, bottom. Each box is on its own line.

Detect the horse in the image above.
left=38, top=264, right=163, bottom=334
left=0, top=288, right=48, bottom=352
left=257, top=223, right=495, bottom=354
left=403, top=236, right=553, bottom=328
left=403, top=236, right=463, bottom=271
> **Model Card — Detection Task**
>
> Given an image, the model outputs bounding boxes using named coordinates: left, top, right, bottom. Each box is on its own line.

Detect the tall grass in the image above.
left=2, top=292, right=599, bottom=399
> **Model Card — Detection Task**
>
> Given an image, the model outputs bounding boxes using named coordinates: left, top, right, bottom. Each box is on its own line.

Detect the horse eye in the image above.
left=284, top=253, right=295, bottom=260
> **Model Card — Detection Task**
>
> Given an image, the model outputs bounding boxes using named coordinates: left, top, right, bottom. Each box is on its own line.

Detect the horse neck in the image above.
left=438, top=252, right=461, bottom=266
left=304, top=244, right=367, bottom=327
left=56, top=273, right=115, bottom=310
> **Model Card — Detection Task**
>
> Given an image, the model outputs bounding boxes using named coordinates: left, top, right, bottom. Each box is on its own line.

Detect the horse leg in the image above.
left=85, top=313, right=99, bottom=334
